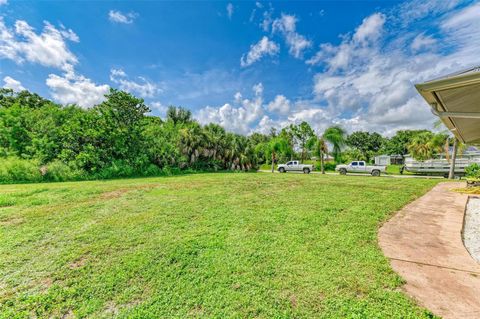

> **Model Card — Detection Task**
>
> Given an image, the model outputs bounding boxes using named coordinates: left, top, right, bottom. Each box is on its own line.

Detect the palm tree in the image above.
left=268, top=137, right=289, bottom=173
left=179, top=123, right=205, bottom=165
left=204, top=123, right=226, bottom=169
left=323, top=126, right=346, bottom=163
left=311, top=136, right=328, bottom=174
left=407, top=132, right=446, bottom=161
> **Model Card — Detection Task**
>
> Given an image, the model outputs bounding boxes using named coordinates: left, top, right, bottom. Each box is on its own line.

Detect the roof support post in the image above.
left=448, top=138, right=458, bottom=180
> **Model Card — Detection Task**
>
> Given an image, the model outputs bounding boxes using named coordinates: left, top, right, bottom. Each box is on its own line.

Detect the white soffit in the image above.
left=415, top=66, right=480, bottom=144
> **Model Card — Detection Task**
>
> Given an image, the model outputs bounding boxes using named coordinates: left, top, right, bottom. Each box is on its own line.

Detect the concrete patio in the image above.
left=379, top=182, right=480, bottom=319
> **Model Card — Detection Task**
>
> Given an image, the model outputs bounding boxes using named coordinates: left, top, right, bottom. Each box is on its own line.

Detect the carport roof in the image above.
left=415, top=66, right=480, bottom=144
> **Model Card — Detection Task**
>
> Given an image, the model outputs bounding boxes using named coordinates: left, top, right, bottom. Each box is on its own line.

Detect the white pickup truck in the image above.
left=336, top=161, right=386, bottom=176
left=278, top=160, right=313, bottom=174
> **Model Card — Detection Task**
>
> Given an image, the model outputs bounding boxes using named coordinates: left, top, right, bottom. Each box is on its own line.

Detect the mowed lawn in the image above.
left=0, top=173, right=439, bottom=318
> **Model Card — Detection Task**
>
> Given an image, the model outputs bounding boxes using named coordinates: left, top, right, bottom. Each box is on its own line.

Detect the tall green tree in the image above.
left=323, top=126, right=346, bottom=163
left=94, top=88, right=150, bottom=167
left=166, top=106, right=192, bottom=125
left=346, top=131, right=384, bottom=162
left=292, top=121, right=316, bottom=163
left=381, top=130, right=430, bottom=157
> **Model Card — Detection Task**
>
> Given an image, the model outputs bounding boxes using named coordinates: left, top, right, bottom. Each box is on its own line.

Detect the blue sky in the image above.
left=1, top=0, right=479, bottom=135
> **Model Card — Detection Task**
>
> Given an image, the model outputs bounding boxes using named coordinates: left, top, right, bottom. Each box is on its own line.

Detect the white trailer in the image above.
left=403, top=155, right=480, bottom=177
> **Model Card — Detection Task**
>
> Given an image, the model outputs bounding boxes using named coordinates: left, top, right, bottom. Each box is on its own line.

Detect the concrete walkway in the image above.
left=379, top=182, right=480, bottom=319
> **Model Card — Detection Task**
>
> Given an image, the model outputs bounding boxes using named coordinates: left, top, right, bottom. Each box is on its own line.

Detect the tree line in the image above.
left=0, top=88, right=451, bottom=182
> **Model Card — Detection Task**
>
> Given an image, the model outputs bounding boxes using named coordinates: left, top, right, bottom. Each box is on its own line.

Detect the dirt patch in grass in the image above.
left=68, top=256, right=88, bottom=269
left=0, top=216, right=24, bottom=226
left=99, top=184, right=157, bottom=200
left=100, top=188, right=131, bottom=200
left=103, top=301, right=119, bottom=316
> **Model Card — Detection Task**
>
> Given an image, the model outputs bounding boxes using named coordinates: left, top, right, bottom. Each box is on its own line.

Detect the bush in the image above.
left=0, top=157, right=42, bottom=183
left=96, top=161, right=136, bottom=179
left=142, top=164, right=163, bottom=177
left=465, top=163, right=480, bottom=179
left=314, top=162, right=336, bottom=171
left=43, top=161, right=85, bottom=182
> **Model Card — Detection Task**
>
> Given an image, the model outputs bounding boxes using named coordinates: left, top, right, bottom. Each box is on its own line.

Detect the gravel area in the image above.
left=464, top=197, right=480, bottom=263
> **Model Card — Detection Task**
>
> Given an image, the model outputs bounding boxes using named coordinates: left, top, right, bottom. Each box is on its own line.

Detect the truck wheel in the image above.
left=339, top=168, right=347, bottom=175
left=371, top=170, right=380, bottom=177
left=303, top=168, right=310, bottom=174
left=279, top=167, right=286, bottom=173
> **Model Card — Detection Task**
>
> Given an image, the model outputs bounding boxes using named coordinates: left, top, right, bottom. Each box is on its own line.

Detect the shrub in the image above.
left=96, top=161, right=136, bottom=179
left=43, top=161, right=85, bottom=182
left=0, top=157, right=42, bottom=183
left=142, top=164, right=163, bottom=177
left=314, top=161, right=336, bottom=171
left=465, top=163, right=480, bottom=179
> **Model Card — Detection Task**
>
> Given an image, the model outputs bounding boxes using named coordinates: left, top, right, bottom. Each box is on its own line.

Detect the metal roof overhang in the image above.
left=415, top=66, right=480, bottom=144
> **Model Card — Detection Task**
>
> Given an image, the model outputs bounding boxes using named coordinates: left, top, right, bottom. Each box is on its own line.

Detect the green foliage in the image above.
left=166, top=105, right=192, bottom=125
left=0, top=90, right=267, bottom=183
left=290, top=121, right=315, bottom=163
left=343, top=148, right=366, bottom=163
left=380, top=130, right=430, bottom=156
left=314, top=161, right=336, bottom=171
left=0, top=157, right=42, bottom=183
left=43, top=160, right=84, bottom=182
left=407, top=132, right=447, bottom=160
left=465, top=163, right=480, bottom=179
left=0, top=88, right=452, bottom=184
left=323, top=126, right=347, bottom=163
left=346, top=131, right=384, bottom=162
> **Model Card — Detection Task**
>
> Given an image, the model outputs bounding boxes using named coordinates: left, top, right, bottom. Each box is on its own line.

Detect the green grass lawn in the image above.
left=385, top=164, right=414, bottom=175
left=0, top=173, right=439, bottom=318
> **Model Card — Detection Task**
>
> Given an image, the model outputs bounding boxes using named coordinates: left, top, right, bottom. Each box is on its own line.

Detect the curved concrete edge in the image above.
left=463, top=197, right=480, bottom=263
left=379, top=182, right=480, bottom=319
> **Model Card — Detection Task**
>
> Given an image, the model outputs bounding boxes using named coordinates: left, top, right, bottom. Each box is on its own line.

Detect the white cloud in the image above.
left=267, top=95, right=291, bottom=115
left=306, top=1, right=480, bottom=134
left=395, top=0, right=462, bottom=25
left=261, top=9, right=273, bottom=32
left=196, top=83, right=265, bottom=134
left=240, top=36, right=279, bottom=67
left=110, top=68, right=162, bottom=98
left=352, top=13, right=386, bottom=44
left=226, top=3, right=234, bottom=19
left=46, top=72, right=109, bottom=108
left=3, top=76, right=25, bottom=91
left=0, top=18, right=78, bottom=71
left=253, top=82, right=263, bottom=96
left=410, top=33, right=437, bottom=52
left=307, top=13, right=386, bottom=71
left=0, top=0, right=8, bottom=5
left=108, top=10, right=138, bottom=24
left=272, top=14, right=312, bottom=58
